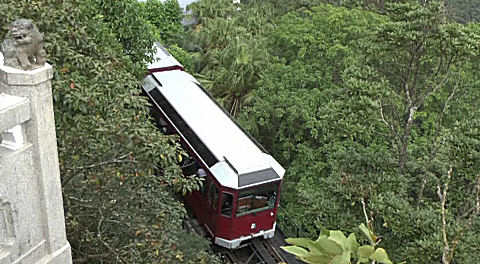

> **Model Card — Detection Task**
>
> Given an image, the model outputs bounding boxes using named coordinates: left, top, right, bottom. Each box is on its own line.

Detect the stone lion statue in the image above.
left=0, top=19, right=46, bottom=70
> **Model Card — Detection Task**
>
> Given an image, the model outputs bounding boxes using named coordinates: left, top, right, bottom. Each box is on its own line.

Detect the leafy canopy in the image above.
left=0, top=0, right=219, bottom=263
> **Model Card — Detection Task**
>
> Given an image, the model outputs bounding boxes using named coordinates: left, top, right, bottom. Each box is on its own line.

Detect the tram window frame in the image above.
left=236, top=182, right=278, bottom=217
left=220, top=192, right=234, bottom=217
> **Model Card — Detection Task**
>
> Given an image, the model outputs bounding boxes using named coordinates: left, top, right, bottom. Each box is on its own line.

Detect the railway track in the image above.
left=183, top=218, right=304, bottom=264
left=214, top=237, right=282, bottom=264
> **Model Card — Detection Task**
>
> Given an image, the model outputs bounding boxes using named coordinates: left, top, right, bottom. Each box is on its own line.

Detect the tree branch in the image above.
left=440, top=168, right=480, bottom=264
left=448, top=174, right=480, bottom=262
left=415, top=54, right=455, bottom=109
left=440, top=165, right=452, bottom=264
left=379, top=102, right=397, bottom=151
left=74, top=153, right=136, bottom=170
left=62, top=153, right=135, bottom=186
left=417, top=79, right=459, bottom=208
left=362, top=197, right=370, bottom=229
left=73, top=253, right=110, bottom=263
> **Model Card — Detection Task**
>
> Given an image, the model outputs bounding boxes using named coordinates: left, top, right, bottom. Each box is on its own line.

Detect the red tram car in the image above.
left=142, top=44, right=285, bottom=249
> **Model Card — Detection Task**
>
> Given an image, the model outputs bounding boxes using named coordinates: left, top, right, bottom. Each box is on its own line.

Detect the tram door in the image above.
left=216, top=191, right=235, bottom=237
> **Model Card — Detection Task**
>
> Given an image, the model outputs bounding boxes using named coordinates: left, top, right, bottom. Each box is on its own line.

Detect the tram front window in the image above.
left=221, top=192, right=234, bottom=217
left=236, top=183, right=278, bottom=217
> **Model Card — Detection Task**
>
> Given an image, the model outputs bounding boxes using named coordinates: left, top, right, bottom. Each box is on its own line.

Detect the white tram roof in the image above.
left=144, top=45, right=285, bottom=189
left=148, top=43, right=183, bottom=70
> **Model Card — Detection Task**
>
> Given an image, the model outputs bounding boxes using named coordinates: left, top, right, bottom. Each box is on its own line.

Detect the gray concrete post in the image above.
left=0, top=57, right=72, bottom=264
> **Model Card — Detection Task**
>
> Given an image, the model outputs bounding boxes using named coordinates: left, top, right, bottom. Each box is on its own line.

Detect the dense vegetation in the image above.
left=2, top=0, right=479, bottom=263
left=446, top=0, right=480, bottom=23
left=184, top=1, right=480, bottom=263
left=0, top=0, right=218, bottom=263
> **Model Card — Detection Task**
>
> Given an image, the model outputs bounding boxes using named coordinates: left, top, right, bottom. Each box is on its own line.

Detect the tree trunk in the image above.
left=398, top=106, right=416, bottom=173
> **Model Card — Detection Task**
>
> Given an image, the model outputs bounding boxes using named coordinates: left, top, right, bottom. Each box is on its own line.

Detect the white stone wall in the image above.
left=0, top=57, right=72, bottom=264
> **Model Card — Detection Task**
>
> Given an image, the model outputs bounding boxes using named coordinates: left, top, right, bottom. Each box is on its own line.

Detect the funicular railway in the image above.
left=142, top=43, right=304, bottom=263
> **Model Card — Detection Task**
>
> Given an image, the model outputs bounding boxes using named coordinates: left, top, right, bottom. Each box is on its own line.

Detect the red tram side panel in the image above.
left=185, top=178, right=282, bottom=248
left=142, top=43, right=285, bottom=249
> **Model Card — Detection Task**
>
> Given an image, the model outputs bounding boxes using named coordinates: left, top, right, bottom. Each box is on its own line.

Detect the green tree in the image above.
left=179, top=0, right=480, bottom=262
left=186, top=0, right=275, bottom=116
left=93, top=0, right=157, bottom=64
left=238, top=2, right=480, bottom=263
left=187, top=0, right=238, bottom=25
left=240, top=2, right=390, bottom=238
left=0, top=0, right=219, bottom=263
left=199, top=38, right=269, bottom=116
left=335, top=4, right=480, bottom=261
left=140, top=0, right=184, bottom=43
left=446, top=0, right=480, bottom=23
left=355, top=2, right=476, bottom=174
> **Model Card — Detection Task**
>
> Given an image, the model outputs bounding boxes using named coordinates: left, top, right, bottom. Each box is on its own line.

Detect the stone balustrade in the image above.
left=0, top=94, right=30, bottom=150
left=0, top=55, right=72, bottom=264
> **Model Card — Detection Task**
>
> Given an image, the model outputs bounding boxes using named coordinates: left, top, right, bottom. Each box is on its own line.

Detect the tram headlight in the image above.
left=251, top=223, right=256, bottom=230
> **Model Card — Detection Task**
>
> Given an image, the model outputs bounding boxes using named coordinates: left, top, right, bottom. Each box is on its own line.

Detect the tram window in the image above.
left=148, top=89, right=218, bottom=167
left=221, top=193, right=234, bottom=217
left=208, top=182, right=219, bottom=210
left=236, top=183, right=278, bottom=217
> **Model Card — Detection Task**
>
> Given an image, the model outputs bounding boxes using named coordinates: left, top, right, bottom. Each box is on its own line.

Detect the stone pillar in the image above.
left=0, top=59, right=72, bottom=263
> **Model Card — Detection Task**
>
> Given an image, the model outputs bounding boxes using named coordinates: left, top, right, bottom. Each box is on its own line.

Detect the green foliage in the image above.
left=168, top=44, right=195, bottom=73
left=446, top=0, right=480, bottom=23
left=0, top=0, right=219, bottom=263
left=92, top=0, right=158, bottom=64
left=186, top=0, right=276, bottom=116
left=230, top=2, right=480, bottom=263
left=187, top=0, right=239, bottom=25
left=239, top=7, right=393, bottom=238
left=140, top=0, right=184, bottom=43
left=282, top=224, right=393, bottom=264
left=198, top=38, right=269, bottom=116
left=180, top=0, right=480, bottom=263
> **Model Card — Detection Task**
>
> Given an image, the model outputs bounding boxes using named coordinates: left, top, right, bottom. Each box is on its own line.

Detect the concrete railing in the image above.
left=0, top=56, right=72, bottom=264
